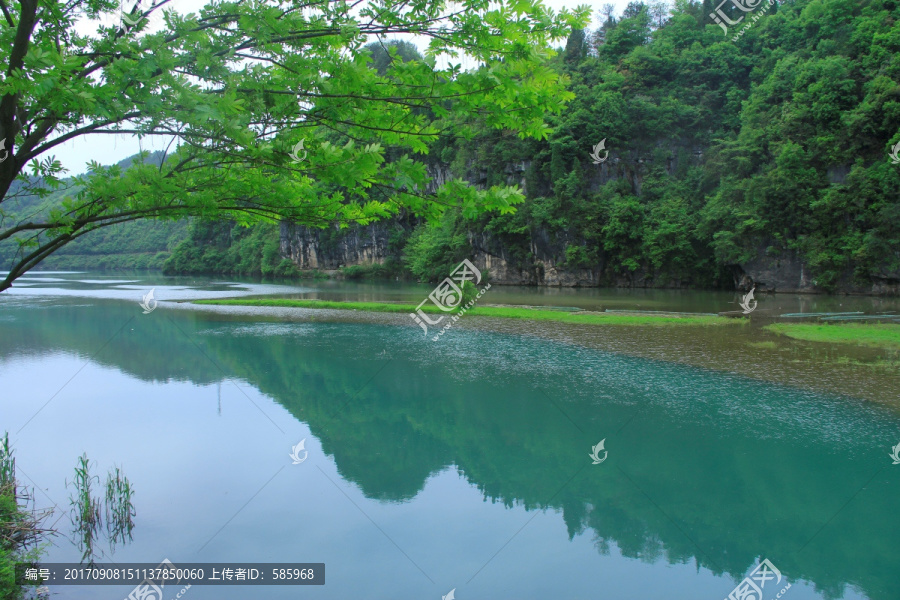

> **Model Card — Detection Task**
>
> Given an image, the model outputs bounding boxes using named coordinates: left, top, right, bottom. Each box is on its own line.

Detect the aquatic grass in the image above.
left=0, top=433, right=14, bottom=494
left=461, top=306, right=737, bottom=326
left=831, top=356, right=900, bottom=370
left=104, top=467, right=135, bottom=549
left=194, top=298, right=740, bottom=326
left=67, top=457, right=137, bottom=564
left=765, top=323, right=900, bottom=350
left=747, top=341, right=778, bottom=350
left=68, top=454, right=102, bottom=565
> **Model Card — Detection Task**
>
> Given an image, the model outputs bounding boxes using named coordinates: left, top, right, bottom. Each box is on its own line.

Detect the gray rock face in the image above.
left=466, top=229, right=598, bottom=286
left=279, top=221, right=400, bottom=270
left=735, top=249, right=816, bottom=293
left=870, top=258, right=900, bottom=295
left=279, top=218, right=899, bottom=294
left=732, top=247, right=900, bottom=295
left=277, top=152, right=899, bottom=295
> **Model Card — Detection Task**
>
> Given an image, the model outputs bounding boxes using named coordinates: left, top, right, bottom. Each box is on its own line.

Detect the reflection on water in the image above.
left=1, top=275, right=898, bottom=599
left=7, top=270, right=900, bottom=314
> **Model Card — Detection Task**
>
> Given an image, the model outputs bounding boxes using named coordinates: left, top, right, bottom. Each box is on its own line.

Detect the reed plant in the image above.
left=104, top=467, right=135, bottom=548
left=1, top=433, right=53, bottom=600
left=68, top=454, right=102, bottom=565
left=67, top=455, right=136, bottom=564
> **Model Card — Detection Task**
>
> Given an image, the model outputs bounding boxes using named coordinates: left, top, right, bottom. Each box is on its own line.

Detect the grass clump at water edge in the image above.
left=1, top=433, right=52, bottom=600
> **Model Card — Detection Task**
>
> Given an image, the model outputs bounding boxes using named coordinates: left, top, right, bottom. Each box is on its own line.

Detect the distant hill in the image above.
left=0, top=151, right=189, bottom=273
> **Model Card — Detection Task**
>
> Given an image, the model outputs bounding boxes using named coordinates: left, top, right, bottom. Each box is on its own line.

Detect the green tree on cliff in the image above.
left=0, top=0, right=589, bottom=291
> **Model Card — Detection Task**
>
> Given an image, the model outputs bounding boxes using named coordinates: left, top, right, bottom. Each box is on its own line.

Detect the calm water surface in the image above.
left=1, top=273, right=898, bottom=600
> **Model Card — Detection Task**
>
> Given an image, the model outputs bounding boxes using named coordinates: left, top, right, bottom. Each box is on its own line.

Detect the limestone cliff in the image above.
left=277, top=153, right=899, bottom=294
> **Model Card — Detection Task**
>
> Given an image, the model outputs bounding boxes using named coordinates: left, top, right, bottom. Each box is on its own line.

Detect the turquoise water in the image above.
left=1, top=274, right=898, bottom=599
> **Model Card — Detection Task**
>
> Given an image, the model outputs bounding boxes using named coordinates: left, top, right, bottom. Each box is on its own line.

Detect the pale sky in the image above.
left=51, top=0, right=637, bottom=175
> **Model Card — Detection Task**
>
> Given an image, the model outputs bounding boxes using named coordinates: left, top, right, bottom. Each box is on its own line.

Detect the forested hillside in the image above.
left=0, top=152, right=187, bottom=272
left=408, top=0, right=900, bottom=291
left=14, top=0, right=900, bottom=292
left=168, top=0, right=900, bottom=292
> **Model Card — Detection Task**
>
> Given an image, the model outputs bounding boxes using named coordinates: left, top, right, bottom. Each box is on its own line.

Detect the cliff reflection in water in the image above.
left=1, top=300, right=897, bottom=600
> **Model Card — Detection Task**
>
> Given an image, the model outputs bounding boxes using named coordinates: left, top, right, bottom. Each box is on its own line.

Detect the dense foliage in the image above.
left=409, top=0, right=900, bottom=288
left=0, top=0, right=585, bottom=291
left=0, top=154, right=187, bottom=272
left=162, top=220, right=300, bottom=277
left=11, top=0, right=900, bottom=291
left=161, top=0, right=900, bottom=290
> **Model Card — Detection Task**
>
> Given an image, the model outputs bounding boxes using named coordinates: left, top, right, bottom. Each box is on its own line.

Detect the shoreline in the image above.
left=17, top=268, right=900, bottom=297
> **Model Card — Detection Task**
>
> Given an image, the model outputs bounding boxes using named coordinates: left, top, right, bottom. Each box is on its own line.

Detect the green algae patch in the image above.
left=765, top=323, right=900, bottom=350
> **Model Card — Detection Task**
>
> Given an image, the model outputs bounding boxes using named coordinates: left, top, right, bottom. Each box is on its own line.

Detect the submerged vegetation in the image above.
left=194, top=298, right=740, bottom=326
left=765, top=323, right=900, bottom=350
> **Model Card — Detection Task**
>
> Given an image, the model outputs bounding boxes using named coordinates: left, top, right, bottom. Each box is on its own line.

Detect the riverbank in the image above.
left=193, top=298, right=741, bottom=326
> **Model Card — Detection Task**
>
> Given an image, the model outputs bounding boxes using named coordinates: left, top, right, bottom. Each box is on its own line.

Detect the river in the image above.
left=1, top=272, right=898, bottom=600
